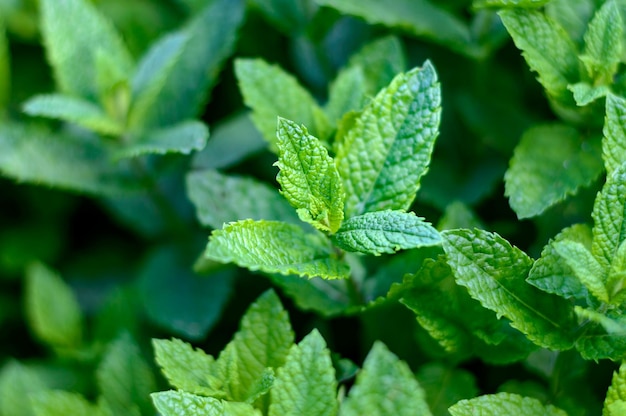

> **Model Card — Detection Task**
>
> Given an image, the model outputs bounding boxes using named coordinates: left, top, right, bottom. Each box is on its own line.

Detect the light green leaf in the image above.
left=442, top=229, right=576, bottom=350
left=0, top=22, right=9, bottom=109
left=97, top=334, right=156, bottom=416
left=269, top=329, right=338, bottom=416
left=187, top=170, right=299, bottom=229
left=276, top=118, right=344, bottom=233
left=604, top=363, right=626, bottom=416
left=449, top=392, right=567, bottom=416
left=345, top=36, right=406, bottom=95
left=553, top=240, right=608, bottom=303
left=325, top=66, right=367, bottom=124
left=0, top=361, right=46, bottom=416
left=339, top=342, right=431, bottom=416
left=151, top=391, right=261, bottom=416
left=39, top=0, right=133, bottom=100
left=604, top=94, right=626, bottom=175
left=25, top=262, right=83, bottom=350
left=575, top=307, right=626, bottom=335
left=235, top=58, right=330, bottom=151
left=608, top=240, right=626, bottom=302
left=114, top=120, right=208, bottom=159
left=416, top=364, right=478, bottom=416
left=244, top=368, right=275, bottom=404
left=545, top=0, right=595, bottom=45
left=23, top=94, right=123, bottom=135
left=568, top=82, right=610, bottom=106
left=217, top=290, right=294, bottom=402
left=575, top=328, right=626, bottom=361
left=205, top=219, right=350, bottom=279
left=473, top=0, right=550, bottom=8
left=129, top=0, right=244, bottom=128
left=527, top=224, right=593, bottom=301
left=336, top=62, right=441, bottom=218
left=153, top=338, right=223, bottom=397
left=499, top=9, right=579, bottom=104
left=505, top=124, right=603, bottom=219
left=591, top=162, right=626, bottom=273
left=331, top=210, right=441, bottom=255
left=580, top=0, right=623, bottom=83
left=30, top=391, right=106, bottom=416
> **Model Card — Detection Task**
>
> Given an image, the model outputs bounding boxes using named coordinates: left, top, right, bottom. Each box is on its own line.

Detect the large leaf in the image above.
left=335, top=62, right=441, bottom=218
left=449, top=392, right=567, bottom=416
left=604, top=94, right=626, bottom=175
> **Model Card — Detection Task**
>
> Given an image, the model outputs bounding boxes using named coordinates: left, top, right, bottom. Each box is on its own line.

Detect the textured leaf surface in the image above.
left=336, top=62, right=441, bottom=218
left=0, top=361, right=46, bottom=416
left=235, top=58, right=330, bottom=150
left=205, top=220, right=349, bottom=279
left=31, top=391, right=105, bottom=416
left=580, top=0, right=623, bottom=83
left=332, top=210, right=440, bottom=255
left=25, top=263, right=83, bottom=350
left=115, top=121, right=208, bottom=159
left=39, top=0, right=133, bottom=99
left=22, top=94, right=122, bottom=135
left=276, top=118, right=344, bottom=233
left=151, top=391, right=261, bottom=416
left=527, top=224, right=592, bottom=300
left=269, top=330, right=337, bottom=416
left=569, top=82, right=610, bottom=106
left=553, top=240, right=607, bottom=302
left=339, top=342, right=431, bottom=416
left=505, top=124, right=603, bottom=218
left=187, top=170, right=299, bottom=229
left=605, top=363, right=626, bottom=415
left=442, top=229, right=576, bottom=349
left=604, top=94, right=626, bottom=174
left=449, top=392, right=567, bottom=416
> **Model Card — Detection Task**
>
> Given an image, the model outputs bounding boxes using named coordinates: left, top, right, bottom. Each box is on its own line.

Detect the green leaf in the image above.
left=339, top=342, right=431, bottom=416
left=25, top=262, right=83, bottom=350
left=336, top=62, right=441, bottom=218
left=437, top=201, right=485, bottom=231
left=527, top=224, right=593, bottom=301
left=569, top=82, right=610, bottom=106
left=575, top=325, right=626, bottom=361
left=275, top=118, right=344, bottom=233
left=187, top=170, right=300, bottom=229
left=575, top=307, right=626, bottom=335
left=608, top=240, right=626, bottom=302
left=96, top=334, right=156, bottom=416
left=449, top=392, right=567, bottom=416
left=325, top=66, right=367, bottom=124
left=0, top=361, right=47, bottom=416
left=248, top=0, right=312, bottom=34
left=473, top=0, right=550, bottom=8
left=331, top=210, right=441, bottom=255
left=0, top=22, right=10, bottom=109
left=605, top=363, right=626, bottom=416
left=39, top=0, right=133, bottom=100
left=217, top=290, right=294, bottom=402
left=545, top=0, right=595, bottom=45
left=505, top=124, right=603, bottom=219
left=153, top=338, right=222, bottom=397
left=416, top=363, right=479, bottom=416
left=151, top=391, right=261, bottom=416
left=114, top=120, right=208, bottom=159
left=205, top=219, right=350, bottom=279
left=23, top=94, right=123, bottom=135
left=442, top=229, right=576, bottom=350
left=235, top=58, right=330, bottom=151
left=30, top=391, right=106, bottom=416
left=499, top=9, right=579, bottom=104
left=604, top=94, right=626, bottom=175
left=269, top=329, right=338, bottom=416
left=553, top=240, right=608, bottom=303
left=580, top=0, right=623, bottom=83
left=129, top=0, right=244, bottom=128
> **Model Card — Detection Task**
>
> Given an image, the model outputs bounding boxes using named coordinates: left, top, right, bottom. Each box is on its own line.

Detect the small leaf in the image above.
left=269, top=329, right=338, bottom=416
left=331, top=210, right=441, bottom=255
left=336, top=62, right=441, bottom=218
left=505, top=124, right=603, bottom=219
left=568, top=82, right=610, bottom=106
left=553, top=240, right=608, bottom=303
left=186, top=170, right=300, bottom=229
left=604, top=363, right=626, bottom=415
left=339, top=342, right=431, bottom=416
left=25, top=262, right=83, bottom=350
left=31, top=391, right=106, bottom=416
left=580, top=0, right=623, bottom=83
left=325, top=66, right=367, bottom=124
left=23, top=94, right=123, bottom=135
left=603, top=94, right=626, bottom=175
left=437, top=202, right=485, bottom=231
left=235, top=58, right=330, bottom=150
left=442, top=229, right=576, bottom=350
left=205, top=219, right=350, bottom=279
left=275, top=118, right=344, bottom=233
left=449, top=392, right=567, bottom=416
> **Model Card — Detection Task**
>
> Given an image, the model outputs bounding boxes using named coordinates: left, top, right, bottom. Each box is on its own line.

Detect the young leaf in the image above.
left=39, top=0, right=133, bottom=100
left=325, top=66, right=367, bottom=124
left=187, top=170, right=300, bottom=229
left=129, top=0, right=244, bottom=128
left=504, top=124, right=603, bottom=219
left=580, top=0, right=623, bottom=83
left=30, top=391, right=107, bottom=416
left=604, top=363, right=626, bottom=415
left=442, top=229, right=576, bottom=350
left=346, top=36, right=406, bottom=96
left=568, top=82, right=610, bottom=106
left=269, top=329, right=338, bottom=416
left=331, top=210, right=441, bottom=255
left=0, top=361, right=47, bottom=416
left=25, top=262, right=83, bottom=350
left=96, top=334, right=156, bottom=416
left=335, top=62, right=441, bottom=218
left=553, top=240, right=608, bottom=303
left=235, top=59, right=330, bottom=151
left=114, top=120, right=208, bottom=159
left=275, top=118, right=344, bottom=233
left=339, top=342, right=431, bottom=416
left=205, top=219, right=350, bottom=279
left=151, top=391, right=261, bottom=416
left=603, top=94, right=626, bottom=175
left=499, top=9, right=579, bottom=104
left=449, top=392, right=567, bottom=416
